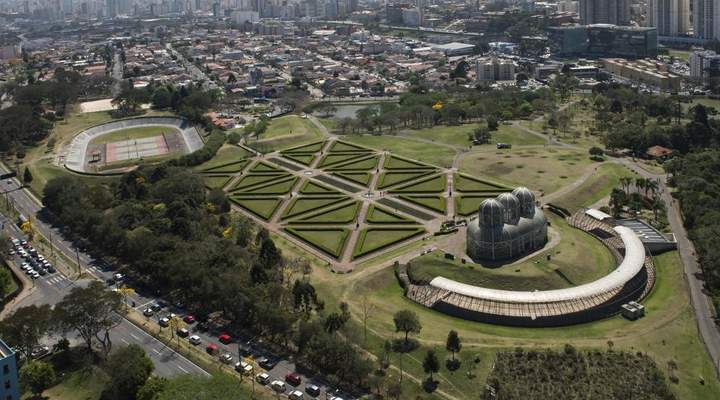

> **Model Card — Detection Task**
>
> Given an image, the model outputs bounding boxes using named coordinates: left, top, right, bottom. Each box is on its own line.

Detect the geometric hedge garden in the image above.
left=204, top=139, right=510, bottom=266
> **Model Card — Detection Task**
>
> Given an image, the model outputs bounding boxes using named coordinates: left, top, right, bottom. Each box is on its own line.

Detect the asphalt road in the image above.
left=0, top=168, right=352, bottom=398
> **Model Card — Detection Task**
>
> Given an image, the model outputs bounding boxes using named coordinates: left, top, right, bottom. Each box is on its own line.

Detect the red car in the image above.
left=218, top=333, right=231, bottom=344
left=183, top=315, right=195, bottom=324
left=285, top=372, right=302, bottom=386
left=206, top=343, right=218, bottom=355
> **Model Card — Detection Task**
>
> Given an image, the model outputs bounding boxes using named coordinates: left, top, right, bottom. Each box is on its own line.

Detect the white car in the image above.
left=289, top=390, right=304, bottom=400
left=188, top=335, right=201, bottom=345
left=31, top=271, right=40, bottom=279
left=256, top=372, right=271, bottom=385
left=220, top=353, right=233, bottom=364
left=234, top=361, right=253, bottom=375
left=270, top=380, right=286, bottom=393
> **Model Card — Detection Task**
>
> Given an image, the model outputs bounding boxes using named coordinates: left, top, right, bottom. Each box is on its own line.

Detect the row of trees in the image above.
left=39, top=167, right=375, bottom=390
left=332, top=86, right=558, bottom=135
left=112, top=81, right=220, bottom=125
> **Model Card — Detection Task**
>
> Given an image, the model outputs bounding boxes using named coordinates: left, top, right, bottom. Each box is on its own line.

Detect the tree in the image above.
left=0, top=304, right=53, bottom=359
left=487, top=116, right=499, bottom=131
left=104, top=344, right=155, bottom=400
left=19, top=360, right=56, bottom=398
left=0, top=267, right=12, bottom=299
left=55, top=281, right=122, bottom=356
left=393, top=309, right=422, bottom=345
left=23, top=167, right=33, bottom=185
left=137, top=377, right=167, bottom=400
left=446, top=330, right=462, bottom=361
left=609, top=188, right=627, bottom=217
left=422, top=349, right=440, bottom=381
left=471, top=126, right=491, bottom=144
left=589, top=146, right=604, bottom=156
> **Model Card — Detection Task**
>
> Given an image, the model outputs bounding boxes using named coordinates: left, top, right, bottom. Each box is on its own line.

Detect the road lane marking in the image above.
left=120, top=338, right=129, bottom=344
left=177, top=365, right=189, bottom=373
left=130, top=333, right=139, bottom=340
left=153, top=349, right=161, bottom=355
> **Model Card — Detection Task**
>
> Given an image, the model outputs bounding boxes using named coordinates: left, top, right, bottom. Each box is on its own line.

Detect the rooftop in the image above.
left=0, top=338, right=14, bottom=358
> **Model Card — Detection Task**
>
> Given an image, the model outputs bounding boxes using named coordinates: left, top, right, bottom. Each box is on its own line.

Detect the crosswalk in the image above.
left=43, top=274, right=69, bottom=286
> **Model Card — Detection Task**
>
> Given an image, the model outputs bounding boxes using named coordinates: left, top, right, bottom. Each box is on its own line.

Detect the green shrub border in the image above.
left=365, top=205, right=417, bottom=225
left=326, top=154, right=379, bottom=171
left=388, top=174, right=447, bottom=194
left=454, top=195, right=497, bottom=216
left=282, top=140, right=326, bottom=153
left=230, top=196, right=283, bottom=220
left=281, top=195, right=348, bottom=220
left=318, top=152, right=369, bottom=169
left=329, top=140, right=375, bottom=153
left=284, top=227, right=349, bottom=259
left=282, top=153, right=316, bottom=166
left=454, top=173, right=510, bottom=192
left=330, top=171, right=372, bottom=187
left=290, top=200, right=359, bottom=224
left=352, top=227, right=425, bottom=259
left=398, top=195, right=447, bottom=214
left=202, top=174, right=233, bottom=189
left=377, top=170, right=436, bottom=190
left=299, top=179, right=342, bottom=195
left=233, top=176, right=298, bottom=195
left=200, top=158, right=249, bottom=173
left=230, top=173, right=291, bottom=192
left=383, top=154, right=436, bottom=170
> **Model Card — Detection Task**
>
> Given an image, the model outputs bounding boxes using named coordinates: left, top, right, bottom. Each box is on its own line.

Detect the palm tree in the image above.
left=646, top=179, right=659, bottom=197
left=619, top=177, right=633, bottom=196
left=634, top=177, right=645, bottom=195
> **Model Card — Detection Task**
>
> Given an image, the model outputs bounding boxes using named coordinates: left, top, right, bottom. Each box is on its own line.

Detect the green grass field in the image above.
left=37, top=365, right=107, bottom=400
left=461, top=147, right=592, bottom=195
left=383, top=155, right=435, bottom=170
left=353, top=227, right=425, bottom=259
left=249, top=116, right=324, bottom=153
left=389, top=174, right=446, bottom=193
left=237, top=177, right=297, bottom=195
left=194, top=145, right=252, bottom=171
left=365, top=205, right=417, bottom=224
left=319, top=153, right=367, bottom=168
left=398, top=195, right=447, bottom=214
left=455, top=194, right=497, bottom=216
left=281, top=196, right=347, bottom=220
left=331, top=171, right=372, bottom=186
left=553, top=163, right=637, bottom=211
left=403, top=123, right=545, bottom=147
left=249, top=161, right=284, bottom=173
left=231, top=173, right=288, bottom=191
left=328, top=141, right=373, bottom=153
left=282, top=153, right=315, bottom=166
left=203, top=174, right=233, bottom=189
left=199, top=160, right=248, bottom=174
left=454, top=174, right=510, bottom=192
left=342, top=136, right=455, bottom=168
left=282, top=140, right=326, bottom=153
left=327, top=155, right=379, bottom=171
left=230, top=196, right=283, bottom=220
left=290, top=201, right=359, bottom=224
left=299, top=180, right=342, bottom=195
left=377, top=171, right=434, bottom=189
left=285, top=227, right=349, bottom=258
left=89, top=126, right=177, bottom=145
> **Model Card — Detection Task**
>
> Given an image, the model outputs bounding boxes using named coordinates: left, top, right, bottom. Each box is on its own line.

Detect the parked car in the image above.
left=188, top=335, right=201, bottom=345
left=158, top=317, right=170, bottom=327
left=143, top=308, right=154, bottom=317
left=234, top=361, right=253, bottom=375
left=285, top=373, right=302, bottom=386
left=270, top=380, right=286, bottom=393
left=30, top=345, right=50, bottom=359
left=150, top=303, right=164, bottom=312
left=220, top=353, right=233, bottom=364
left=177, top=328, right=189, bottom=338
left=113, top=273, right=124, bottom=280
left=31, top=271, right=39, bottom=279
left=183, top=315, right=195, bottom=324
left=218, top=333, right=231, bottom=344
left=289, top=390, right=304, bottom=400
left=258, top=357, right=278, bottom=370
left=256, top=372, right=271, bottom=385
left=46, top=265, right=56, bottom=273
left=305, top=384, right=321, bottom=397
left=206, top=343, right=218, bottom=355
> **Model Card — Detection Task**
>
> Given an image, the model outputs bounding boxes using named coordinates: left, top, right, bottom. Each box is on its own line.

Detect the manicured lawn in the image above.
left=553, top=163, right=637, bottom=212
left=383, top=155, right=435, bottom=170
left=199, top=159, right=248, bottom=174
left=89, top=125, right=178, bottom=145
left=403, top=123, right=546, bottom=147
left=238, top=177, right=298, bottom=195
left=328, top=140, right=373, bottom=153
left=455, top=194, right=497, bottom=216
left=365, top=205, right=417, bottom=224
left=461, top=147, right=592, bottom=195
left=342, top=135, right=455, bottom=168
left=327, top=155, right=380, bottom=171
left=196, top=144, right=253, bottom=171
left=398, top=195, right=447, bottom=214
left=353, top=227, right=425, bottom=258
left=230, top=196, right=283, bottom=220
left=285, top=227, right=349, bottom=258
left=454, top=173, right=510, bottom=192
left=231, top=173, right=288, bottom=191
left=377, top=171, right=434, bottom=189
left=282, top=140, right=326, bottom=153
left=249, top=161, right=284, bottom=173
left=299, top=180, right=342, bottom=195
left=389, top=174, right=446, bottom=193
left=248, top=116, right=324, bottom=153
left=290, top=201, right=359, bottom=224
left=281, top=196, right=347, bottom=219
left=318, top=153, right=367, bottom=168
left=282, top=153, right=315, bottom=166
left=38, top=365, right=108, bottom=400
left=261, top=115, right=320, bottom=140
left=331, top=171, right=372, bottom=186
left=203, top=174, right=233, bottom=189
